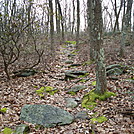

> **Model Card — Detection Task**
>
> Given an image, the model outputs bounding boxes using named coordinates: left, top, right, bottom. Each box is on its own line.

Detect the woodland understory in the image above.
left=0, top=35, right=134, bottom=134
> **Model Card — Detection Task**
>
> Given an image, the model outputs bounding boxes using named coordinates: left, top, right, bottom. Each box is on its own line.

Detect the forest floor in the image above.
left=0, top=37, right=134, bottom=134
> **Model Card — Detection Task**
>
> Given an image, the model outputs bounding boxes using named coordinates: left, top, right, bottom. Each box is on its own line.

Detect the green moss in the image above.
left=79, top=79, right=87, bottom=83
left=67, top=91, right=77, bottom=95
left=0, top=108, right=8, bottom=113
left=61, top=44, right=67, bottom=48
left=65, top=41, right=76, bottom=45
left=45, top=86, right=53, bottom=92
left=45, top=86, right=58, bottom=95
left=82, top=60, right=94, bottom=66
left=36, top=86, right=58, bottom=96
left=36, top=87, right=45, bottom=94
left=91, top=81, right=96, bottom=86
left=99, top=92, right=116, bottom=101
left=78, top=73, right=89, bottom=78
left=90, top=116, right=107, bottom=123
left=82, top=89, right=116, bottom=110
left=2, top=127, right=14, bottom=134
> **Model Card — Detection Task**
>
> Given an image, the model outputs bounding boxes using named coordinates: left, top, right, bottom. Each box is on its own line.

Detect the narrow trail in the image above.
left=0, top=42, right=133, bottom=133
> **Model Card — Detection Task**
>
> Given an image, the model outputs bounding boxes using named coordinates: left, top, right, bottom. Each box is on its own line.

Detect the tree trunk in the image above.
left=113, top=0, right=123, bottom=32
left=56, top=0, right=64, bottom=41
left=71, top=0, right=75, bottom=35
left=76, top=0, right=80, bottom=48
left=55, top=0, right=61, bottom=35
left=49, top=0, right=54, bottom=56
left=88, top=0, right=107, bottom=95
left=87, top=0, right=95, bottom=61
left=125, top=0, right=133, bottom=31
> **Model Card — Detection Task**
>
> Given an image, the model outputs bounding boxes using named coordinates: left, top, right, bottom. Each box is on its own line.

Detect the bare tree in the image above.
left=56, top=0, right=64, bottom=41
left=88, top=0, right=107, bottom=94
left=87, top=0, right=95, bottom=61
left=125, top=0, right=133, bottom=31
left=120, top=0, right=133, bottom=57
left=71, top=0, right=75, bottom=35
left=55, top=0, right=60, bottom=35
left=48, top=0, right=54, bottom=56
left=110, top=0, right=123, bottom=32
left=76, top=0, right=80, bottom=47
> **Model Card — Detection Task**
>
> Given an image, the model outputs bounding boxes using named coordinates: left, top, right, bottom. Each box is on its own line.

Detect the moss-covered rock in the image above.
left=82, top=89, right=116, bottom=110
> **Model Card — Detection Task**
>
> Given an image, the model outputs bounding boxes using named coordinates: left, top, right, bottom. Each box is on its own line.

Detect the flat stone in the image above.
left=20, top=105, right=74, bottom=128
left=65, top=70, right=88, bottom=80
left=14, top=124, right=30, bottom=134
left=106, top=68, right=123, bottom=76
left=65, top=60, right=74, bottom=64
left=69, top=64, right=81, bottom=67
left=65, top=98, right=78, bottom=108
left=13, top=69, right=37, bottom=77
left=65, top=70, right=88, bottom=75
left=67, top=85, right=86, bottom=94
left=75, top=111, right=89, bottom=120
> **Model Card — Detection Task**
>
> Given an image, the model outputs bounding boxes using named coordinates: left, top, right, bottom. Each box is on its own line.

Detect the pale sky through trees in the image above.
left=1, top=0, right=133, bottom=31
left=34, top=0, right=134, bottom=31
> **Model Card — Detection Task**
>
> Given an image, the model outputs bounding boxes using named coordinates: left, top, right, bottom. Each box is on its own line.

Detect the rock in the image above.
left=65, top=98, right=78, bottom=108
left=65, top=60, right=74, bottom=64
left=13, top=69, right=37, bottom=77
left=67, top=85, right=86, bottom=95
left=65, top=70, right=88, bottom=80
left=14, top=124, right=30, bottom=134
left=65, top=73, right=78, bottom=81
left=106, top=64, right=122, bottom=71
left=75, top=78, right=90, bottom=83
left=106, top=64, right=127, bottom=76
left=65, top=70, right=88, bottom=75
left=106, top=68, right=123, bottom=76
left=75, top=111, right=89, bottom=120
left=69, top=64, right=81, bottom=67
left=68, top=54, right=76, bottom=57
left=20, top=105, right=74, bottom=128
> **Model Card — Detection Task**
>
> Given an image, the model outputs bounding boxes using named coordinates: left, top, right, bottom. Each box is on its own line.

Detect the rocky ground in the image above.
left=0, top=38, right=134, bottom=134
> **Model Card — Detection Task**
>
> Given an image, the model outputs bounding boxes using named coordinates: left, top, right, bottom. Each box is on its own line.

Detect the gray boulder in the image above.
left=20, top=105, right=74, bottom=128
left=67, top=85, right=86, bottom=95
left=65, top=98, right=78, bottom=108
left=75, top=111, right=90, bottom=120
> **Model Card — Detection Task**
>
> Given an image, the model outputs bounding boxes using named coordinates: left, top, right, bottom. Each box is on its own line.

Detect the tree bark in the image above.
left=113, top=0, right=123, bottom=32
left=87, top=0, right=95, bottom=61
left=88, top=0, right=107, bottom=95
left=56, top=0, right=64, bottom=41
left=76, top=0, right=80, bottom=47
left=49, top=0, right=54, bottom=56
left=125, top=0, right=133, bottom=31
left=71, top=0, right=75, bottom=35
